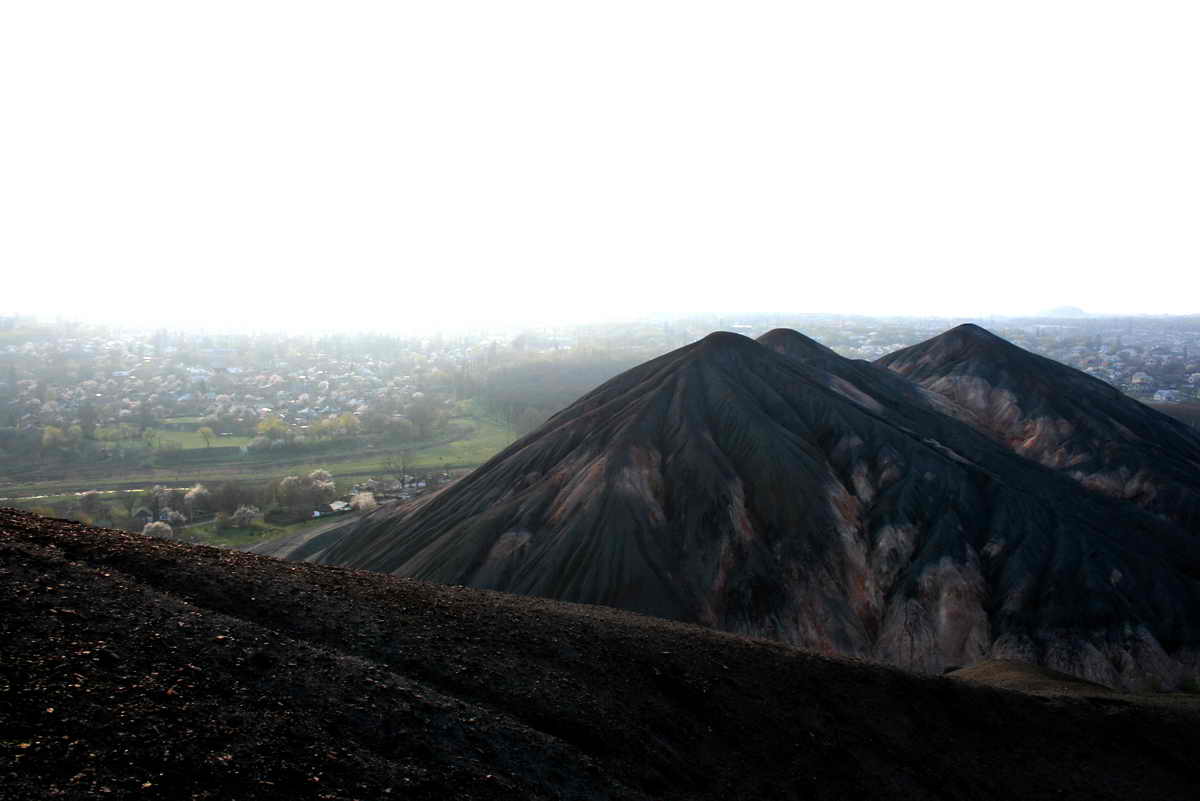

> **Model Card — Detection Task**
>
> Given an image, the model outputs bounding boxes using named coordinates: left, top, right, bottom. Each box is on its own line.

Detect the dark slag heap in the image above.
left=315, top=327, right=1200, bottom=691
left=877, top=323, right=1200, bottom=531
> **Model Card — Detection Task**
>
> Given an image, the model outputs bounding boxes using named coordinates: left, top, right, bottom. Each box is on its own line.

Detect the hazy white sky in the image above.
left=2, top=2, right=1197, bottom=332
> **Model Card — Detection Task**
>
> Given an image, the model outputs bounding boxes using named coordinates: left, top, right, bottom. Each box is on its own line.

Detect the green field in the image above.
left=139, top=512, right=344, bottom=549
left=194, top=523, right=280, bottom=547
left=153, top=429, right=254, bottom=449
left=183, top=519, right=301, bottom=548
left=0, top=495, right=355, bottom=551
left=152, top=416, right=509, bottom=461
left=410, top=417, right=513, bottom=467
left=0, top=416, right=516, bottom=503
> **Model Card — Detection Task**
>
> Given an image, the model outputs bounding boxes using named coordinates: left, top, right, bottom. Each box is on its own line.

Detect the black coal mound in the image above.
left=316, top=331, right=1200, bottom=690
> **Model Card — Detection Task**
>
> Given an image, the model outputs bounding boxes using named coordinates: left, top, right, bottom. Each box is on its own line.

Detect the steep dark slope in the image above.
left=4, top=509, right=1200, bottom=801
left=757, top=327, right=984, bottom=427
left=876, top=323, right=1200, bottom=532
left=318, top=332, right=1200, bottom=689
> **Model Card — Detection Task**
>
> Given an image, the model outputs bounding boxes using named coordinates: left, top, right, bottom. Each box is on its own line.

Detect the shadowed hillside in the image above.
left=313, top=332, right=1200, bottom=690
left=877, top=323, right=1200, bottom=532
left=3, top=509, right=1200, bottom=800
left=756, top=327, right=985, bottom=427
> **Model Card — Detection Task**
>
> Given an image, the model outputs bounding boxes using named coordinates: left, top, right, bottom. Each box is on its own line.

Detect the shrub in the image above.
left=264, top=507, right=311, bottom=525
left=142, top=521, right=173, bottom=539
left=277, top=470, right=337, bottom=510
left=230, top=504, right=260, bottom=528
left=110, top=506, right=132, bottom=530
left=78, top=490, right=103, bottom=516
left=210, top=480, right=256, bottom=515
left=350, top=491, right=377, bottom=512
left=184, top=484, right=211, bottom=517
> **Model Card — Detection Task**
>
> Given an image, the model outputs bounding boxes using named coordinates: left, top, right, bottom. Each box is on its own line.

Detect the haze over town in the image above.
left=3, top=2, right=1197, bottom=332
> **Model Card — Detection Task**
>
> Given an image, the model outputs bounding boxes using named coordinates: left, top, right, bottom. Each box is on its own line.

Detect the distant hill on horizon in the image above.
left=1037, top=305, right=1091, bottom=318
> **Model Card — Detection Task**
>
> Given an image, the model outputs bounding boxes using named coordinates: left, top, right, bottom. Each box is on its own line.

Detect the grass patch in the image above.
left=185, top=513, right=343, bottom=547
left=154, top=429, right=253, bottom=450
left=179, top=417, right=515, bottom=480
left=410, top=417, right=513, bottom=468
left=3, top=491, right=102, bottom=506
left=185, top=521, right=285, bottom=547
left=0, top=416, right=510, bottom=501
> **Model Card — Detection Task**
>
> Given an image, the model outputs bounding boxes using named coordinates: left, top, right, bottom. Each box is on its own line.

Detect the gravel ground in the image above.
left=3, top=507, right=1199, bottom=801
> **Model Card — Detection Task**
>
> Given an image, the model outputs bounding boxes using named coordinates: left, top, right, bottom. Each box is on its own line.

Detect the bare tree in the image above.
left=383, top=450, right=412, bottom=488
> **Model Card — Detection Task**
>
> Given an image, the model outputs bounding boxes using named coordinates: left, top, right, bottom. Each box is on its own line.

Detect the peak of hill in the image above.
left=948, top=321, right=1006, bottom=337
left=315, top=333, right=1200, bottom=690
left=877, top=324, right=1200, bottom=530
left=4, top=509, right=1200, bottom=800
left=756, top=328, right=841, bottom=361
left=697, top=329, right=758, bottom=348
left=756, top=328, right=983, bottom=427
left=883, top=323, right=1027, bottom=366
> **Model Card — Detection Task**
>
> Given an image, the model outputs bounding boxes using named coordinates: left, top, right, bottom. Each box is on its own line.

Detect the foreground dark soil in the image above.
left=3, top=509, right=1199, bottom=801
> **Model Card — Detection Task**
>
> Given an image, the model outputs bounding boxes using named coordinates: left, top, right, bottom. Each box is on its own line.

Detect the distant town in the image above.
left=2, top=312, right=1198, bottom=459
left=2, top=311, right=1197, bottom=543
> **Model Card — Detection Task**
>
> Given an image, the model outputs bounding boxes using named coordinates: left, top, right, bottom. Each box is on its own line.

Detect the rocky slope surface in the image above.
left=315, top=332, right=1200, bottom=690
left=3, top=508, right=1200, bottom=801
left=877, top=323, right=1200, bottom=532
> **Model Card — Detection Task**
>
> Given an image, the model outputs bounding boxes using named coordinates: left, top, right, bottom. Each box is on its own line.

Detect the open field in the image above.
left=0, top=411, right=507, bottom=551
left=0, top=416, right=513, bottom=502
left=153, top=429, right=254, bottom=449
left=390, top=416, right=512, bottom=468
left=182, top=514, right=346, bottom=548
